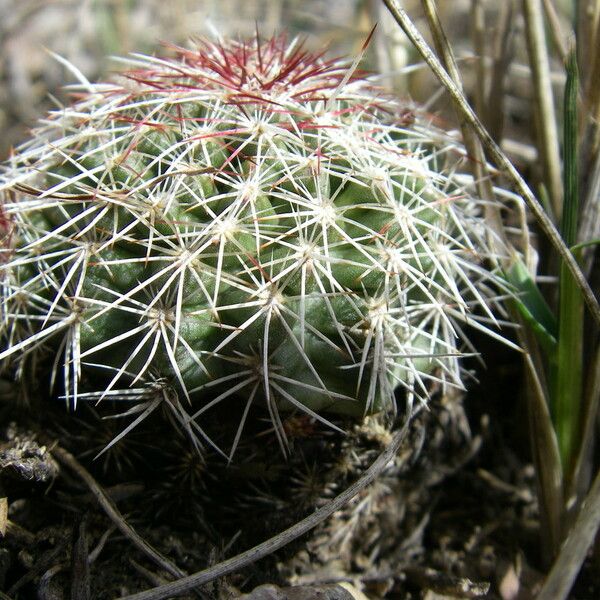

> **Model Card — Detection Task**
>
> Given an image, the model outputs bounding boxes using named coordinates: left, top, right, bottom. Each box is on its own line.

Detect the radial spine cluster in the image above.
left=0, top=34, right=505, bottom=457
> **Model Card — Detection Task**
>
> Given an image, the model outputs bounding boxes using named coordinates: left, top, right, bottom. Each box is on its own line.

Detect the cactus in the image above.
left=0, top=34, right=508, bottom=459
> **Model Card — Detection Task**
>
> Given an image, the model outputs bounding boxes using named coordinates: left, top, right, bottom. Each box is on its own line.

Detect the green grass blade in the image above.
left=571, top=238, right=600, bottom=252
left=504, top=257, right=557, bottom=354
left=554, top=49, right=584, bottom=474
left=555, top=262, right=584, bottom=473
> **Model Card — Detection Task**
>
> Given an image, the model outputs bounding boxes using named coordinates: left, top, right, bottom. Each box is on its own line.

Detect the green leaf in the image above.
left=504, top=257, right=557, bottom=354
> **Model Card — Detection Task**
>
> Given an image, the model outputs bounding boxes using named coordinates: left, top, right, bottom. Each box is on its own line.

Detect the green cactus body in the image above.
left=0, top=35, right=506, bottom=457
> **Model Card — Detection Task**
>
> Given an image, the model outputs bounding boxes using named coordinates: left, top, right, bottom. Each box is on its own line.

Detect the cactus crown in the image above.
left=0, top=34, right=507, bottom=459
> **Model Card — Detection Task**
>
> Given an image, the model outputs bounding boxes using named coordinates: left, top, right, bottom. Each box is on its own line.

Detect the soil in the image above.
left=0, top=339, right=598, bottom=600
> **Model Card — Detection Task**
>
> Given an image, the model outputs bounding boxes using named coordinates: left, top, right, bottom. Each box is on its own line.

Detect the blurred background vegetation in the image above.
left=0, top=0, right=522, bottom=157
left=0, top=0, right=377, bottom=157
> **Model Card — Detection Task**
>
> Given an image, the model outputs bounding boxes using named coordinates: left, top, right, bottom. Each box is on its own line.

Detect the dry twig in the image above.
left=50, top=444, right=187, bottom=581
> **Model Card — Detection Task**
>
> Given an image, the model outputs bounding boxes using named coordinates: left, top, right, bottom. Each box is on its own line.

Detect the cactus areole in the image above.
left=0, top=35, right=504, bottom=458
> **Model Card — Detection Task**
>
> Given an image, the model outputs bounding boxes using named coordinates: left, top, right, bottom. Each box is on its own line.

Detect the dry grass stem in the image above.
left=538, top=466, right=600, bottom=600
left=583, top=17, right=600, bottom=169
left=470, top=0, right=487, bottom=120
left=485, top=0, right=515, bottom=142
left=541, top=0, right=569, bottom=63
left=568, top=345, right=600, bottom=511
left=522, top=0, right=563, bottom=220
left=522, top=345, right=563, bottom=559
left=578, top=150, right=600, bottom=274
left=576, top=0, right=600, bottom=92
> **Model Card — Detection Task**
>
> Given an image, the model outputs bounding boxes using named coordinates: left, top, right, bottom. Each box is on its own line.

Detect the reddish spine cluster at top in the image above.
left=123, top=33, right=368, bottom=102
